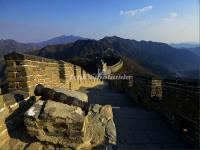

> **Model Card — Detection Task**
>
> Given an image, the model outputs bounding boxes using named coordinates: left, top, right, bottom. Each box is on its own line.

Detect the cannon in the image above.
left=34, top=84, right=90, bottom=114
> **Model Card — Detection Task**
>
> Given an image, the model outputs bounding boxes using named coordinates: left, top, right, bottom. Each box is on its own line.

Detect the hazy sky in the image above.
left=0, top=0, right=199, bottom=43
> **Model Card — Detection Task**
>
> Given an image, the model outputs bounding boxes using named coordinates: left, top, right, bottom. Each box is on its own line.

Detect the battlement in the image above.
left=107, top=59, right=123, bottom=73
left=0, top=52, right=199, bottom=148
left=109, top=76, right=199, bottom=146
left=4, top=52, right=103, bottom=95
left=0, top=52, right=104, bottom=149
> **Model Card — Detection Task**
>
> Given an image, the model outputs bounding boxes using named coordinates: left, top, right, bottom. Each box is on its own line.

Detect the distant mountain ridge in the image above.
left=29, top=36, right=200, bottom=79
left=0, top=36, right=199, bottom=79
left=170, top=42, right=200, bottom=49
left=170, top=42, right=200, bottom=59
left=34, top=35, right=85, bottom=47
left=0, top=39, right=39, bottom=60
left=0, top=35, right=85, bottom=59
left=185, top=47, right=200, bottom=56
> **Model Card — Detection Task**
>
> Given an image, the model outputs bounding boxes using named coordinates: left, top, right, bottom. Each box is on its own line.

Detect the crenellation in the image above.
left=6, top=66, right=24, bottom=72
left=5, top=60, right=16, bottom=66
left=6, top=72, right=17, bottom=79
left=109, top=76, right=199, bottom=145
left=0, top=52, right=106, bottom=149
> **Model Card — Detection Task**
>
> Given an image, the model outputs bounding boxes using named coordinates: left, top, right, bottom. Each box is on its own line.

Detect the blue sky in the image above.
left=0, top=0, right=199, bottom=43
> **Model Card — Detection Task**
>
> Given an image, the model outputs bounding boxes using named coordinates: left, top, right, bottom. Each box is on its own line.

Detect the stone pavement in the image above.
left=79, top=83, right=189, bottom=149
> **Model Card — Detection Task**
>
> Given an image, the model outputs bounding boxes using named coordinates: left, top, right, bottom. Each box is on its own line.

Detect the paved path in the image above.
left=80, top=83, right=188, bottom=149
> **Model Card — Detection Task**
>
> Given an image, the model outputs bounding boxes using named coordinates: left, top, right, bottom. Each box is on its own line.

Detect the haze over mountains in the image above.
left=35, top=35, right=85, bottom=47
left=0, top=35, right=199, bottom=79
left=0, top=35, right=84, bottom=60
left=170, top=42, right=200, bottom=58
left=0, top=39, right=38, bottom=60
left=186, top=47, right=200, bottom=57
left=170, top=42, right=200, bottom=49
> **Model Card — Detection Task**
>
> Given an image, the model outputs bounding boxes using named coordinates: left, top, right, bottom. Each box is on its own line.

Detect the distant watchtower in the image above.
left=97, top=59, right=111, bottom=76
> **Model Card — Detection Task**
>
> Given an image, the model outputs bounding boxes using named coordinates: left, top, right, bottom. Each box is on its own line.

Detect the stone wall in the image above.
left=4, top=52, right=102, bottom=95
left=0, top=91, right=38, bottom=149
left=24, top=101, right=116, bottom=149
left=109, top=76, right=199, bottom=147
left=0, top=52, right=103, bottom=149
left=107, top=59, right=123, bottom=73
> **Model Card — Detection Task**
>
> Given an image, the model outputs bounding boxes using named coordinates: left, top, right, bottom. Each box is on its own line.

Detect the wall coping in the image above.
left=4, top=52, right=59, bottom=63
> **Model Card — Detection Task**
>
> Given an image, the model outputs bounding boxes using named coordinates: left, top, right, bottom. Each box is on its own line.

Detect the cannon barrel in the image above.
left=34, top=84, right=89, bottom=113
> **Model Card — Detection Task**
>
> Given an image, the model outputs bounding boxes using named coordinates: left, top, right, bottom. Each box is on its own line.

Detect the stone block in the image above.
left=25, top=100, right=85, bottom=148
left=5, top=60, right=16, bottom=66
left=0, top=107, right=9, bottom=122
left=3, top=90, right=29, bottom=106
left=0, top=123, right=7, bottom=133
left=0, top=137, right=10, bottom=150
left=84, top=104, right=116, bottom=146
left=0, top=128, right=10, bottom=150
left=0, top=95, right=5, bottom=109
left=151, top=79, right=163, bottom=98
left=7, top=66, right=27, bottom=72
left=25, top=101, right=116, bottom=149
left=7, top=72, right=17, bottom=79
left=25, top=142, right=44, bottom=150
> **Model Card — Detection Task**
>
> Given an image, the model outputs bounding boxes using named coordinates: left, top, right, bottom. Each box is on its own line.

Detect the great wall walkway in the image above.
left=80, top=82, right=188, bottom=149
left=1, top=53, right=197, bottom=149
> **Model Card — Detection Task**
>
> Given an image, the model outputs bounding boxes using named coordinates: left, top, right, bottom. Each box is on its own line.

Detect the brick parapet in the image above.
left=4, top=52, right=103, bottom=95
left=0, top=52, right=103, bottom=148
left=109, top=76, right=199, bottom=147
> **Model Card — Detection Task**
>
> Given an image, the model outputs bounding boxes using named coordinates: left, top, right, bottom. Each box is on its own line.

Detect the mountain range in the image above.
left=186, top=47, right=200, bottom=56
left=35, top=35, right=85, bottom=47
left=170, top=42, right=200, bottom=49
left=0, top=35, right=84, bottom=60
left=29, top=36, right=200, bottom=79
left=0, top=35, right=199, bottom=79
left=170, top=42, right=200, bottom=58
